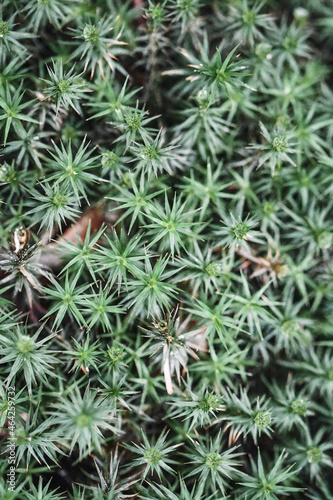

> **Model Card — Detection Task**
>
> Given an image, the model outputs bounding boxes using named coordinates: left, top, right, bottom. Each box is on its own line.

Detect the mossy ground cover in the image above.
left=0, top=1, right=333, bottom=498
